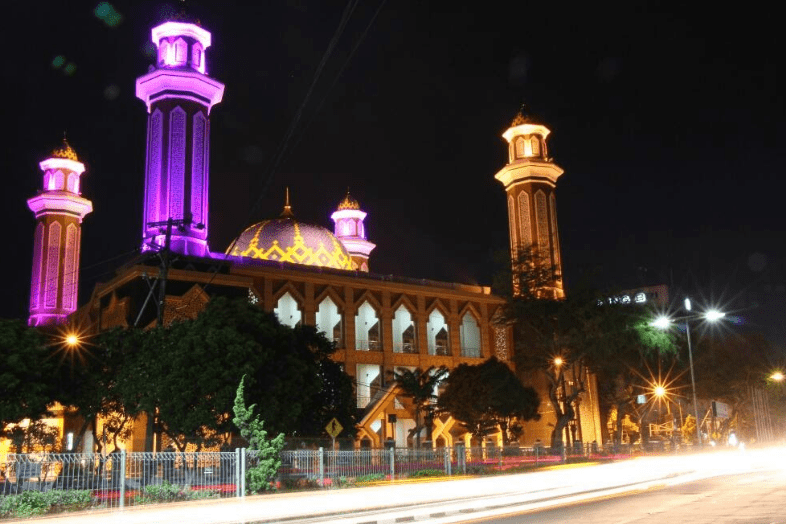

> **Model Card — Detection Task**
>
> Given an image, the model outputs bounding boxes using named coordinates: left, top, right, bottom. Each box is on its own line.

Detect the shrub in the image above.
left=0, top=490, right=92, bottom=518
left=134, top=482, right=218, bottom=504
left=354, top=473, right=385, bottom=484
left=408, top=469, right=445, bottom=478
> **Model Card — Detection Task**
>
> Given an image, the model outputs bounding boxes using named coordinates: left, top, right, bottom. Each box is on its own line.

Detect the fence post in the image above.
left=389, top=447, right=395, bottom=480
left=444, top=447, right=451, bottom=476
left=240, top=448, right=246, bottom=497
left=235, top=448, right=241, bottom=498
left=535, top=445, right=539, bottom=466
left=318, top=447, right=324, bottom=487
left=119, top=450, right=126, bottom=510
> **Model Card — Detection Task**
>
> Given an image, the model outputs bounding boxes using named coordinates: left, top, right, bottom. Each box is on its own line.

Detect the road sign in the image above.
left=325, top=418, right=343, bottom=438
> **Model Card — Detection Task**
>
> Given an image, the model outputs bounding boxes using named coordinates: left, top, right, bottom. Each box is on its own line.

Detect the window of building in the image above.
left=531, top=137, right=541, bottom=157
left=460, top=312, right=481, bottom=357
left=356, top=363, right=381, bottom=408
left=316, top=295, right=342, bottom=347
left=274, top=292, right=301, bottom=328
left=392, top=304, right=417, bottom=353
left=355, top=301, right=381, bottom=351
left=427, top=309, right=449, bottom=356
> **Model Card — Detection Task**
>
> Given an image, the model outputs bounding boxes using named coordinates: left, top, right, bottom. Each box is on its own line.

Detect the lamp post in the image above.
left=651, top=298, right=726, bottom=448
left=683, top=298, right=702, bottom=446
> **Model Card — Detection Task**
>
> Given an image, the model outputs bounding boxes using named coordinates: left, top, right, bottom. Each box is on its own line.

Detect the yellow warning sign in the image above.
left=325, top=418, right=343, bottom=438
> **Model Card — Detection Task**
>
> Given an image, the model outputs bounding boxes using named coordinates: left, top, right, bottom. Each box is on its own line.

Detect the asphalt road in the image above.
left=464, top=468, right=786, bottom=524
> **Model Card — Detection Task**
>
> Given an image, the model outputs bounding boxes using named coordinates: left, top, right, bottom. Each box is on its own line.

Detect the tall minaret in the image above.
left=331, top=191, right=375, bottom=272
left=494, top=110, right=564, bottom=298
left=136, top=16, right=224, bottom=257
left=27, top=140, right=93, bottom=326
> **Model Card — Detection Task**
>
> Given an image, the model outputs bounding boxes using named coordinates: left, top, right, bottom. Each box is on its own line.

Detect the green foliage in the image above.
left=354, top=473, right=386, bottom=483
left=407, top=469, right=445, bottom=478
left=392, top=366, right=449, bottom=447
left=438, top=358, right=540, bottom=442
left=0, top=490, right=92, bottom=518
left=0, top=319, right=54, bottom=445
left=134, top=482, right=218, bottom=504
left=233, top=376, right=285, bottom=493
left=114, top=297, right=356, bottom=450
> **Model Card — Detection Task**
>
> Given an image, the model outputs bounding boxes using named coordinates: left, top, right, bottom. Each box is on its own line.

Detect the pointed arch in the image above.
left=459, top=310, right=481, bottom=358
left=44, top=222, right=61, bottom=308
left=274, top=291, right=302, bottom=328
left=191, top=111, right=207, bottom=226
left=173, top=37, right=187, bottom=65
left=62, top=224, right=78, bottom=311
left=316, top=294, right=343, bottom=346
left=507, top=195, right=517, bottom=254
left=550, top=193, right=561, bottom=272
left=392, top=303, right=417, bottom=354
left=353, top=290, right=382, bottom=312
left=355, top=299, right=381, bottom=351
left=534, top=189, right=551, bottom=265
left=146, top=109, right=164, bottom=224
left=426, top=306, right=449, bottom=356
left=30, top=223, right=44, bottom=310
left=517, top=191, right=532, bottom=248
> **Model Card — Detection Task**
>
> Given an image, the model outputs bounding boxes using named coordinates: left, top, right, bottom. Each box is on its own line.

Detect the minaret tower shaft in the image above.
left=331, top=191, right=375, bottom=272
left=28, top=140, right=93, bottom=326
left=494, top=111, right=564, bottom=298
left=136, top=18, right=224, bottom=256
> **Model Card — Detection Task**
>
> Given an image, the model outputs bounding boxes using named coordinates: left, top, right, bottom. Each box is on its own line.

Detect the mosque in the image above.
left=24, top=14, right=603, bottom=451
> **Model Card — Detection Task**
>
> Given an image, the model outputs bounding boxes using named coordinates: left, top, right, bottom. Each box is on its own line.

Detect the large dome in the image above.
left=227, top=218, right=353, bottom=270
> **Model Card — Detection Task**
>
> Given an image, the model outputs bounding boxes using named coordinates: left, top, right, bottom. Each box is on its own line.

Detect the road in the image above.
left=465, top=468, right=786, bottom=524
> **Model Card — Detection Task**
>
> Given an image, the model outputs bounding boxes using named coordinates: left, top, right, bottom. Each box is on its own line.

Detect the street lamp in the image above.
left=651, top=298, right=726, bottom=447
left=771, top=371, right=785, bottom=382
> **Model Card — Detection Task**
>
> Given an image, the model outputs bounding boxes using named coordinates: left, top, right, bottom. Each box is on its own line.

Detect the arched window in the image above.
left=355, top=301, right=380, bottom=351
left=460, top=312, right=481, bottom=357
left=356, top=363, right=381, bottom=408
left=54, top=171, right=65, bottom=190
left=392, top=304, right=416, bottom=353
left=174, top=38, right=187, bottom=65
left=191, top=42, right=203, bottom=71
left=66, top=173, right=77, bottom=193
left=160, top=40, right=170, bottom=65
left=274, top=292, right=301, bottom=328
left=531, top=137, right=541, bottom=157
left=515, top=138, right=526, bottom=158
left=316, top=295, right=342, bottom=346
left=427, top=309, right=449, bottom=356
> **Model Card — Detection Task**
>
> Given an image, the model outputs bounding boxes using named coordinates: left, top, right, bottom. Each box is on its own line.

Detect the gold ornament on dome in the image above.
left=337, top=190, right=360, bottom=210
left=51, top=139, right=79, bottom=161
left=228, top=219, right=353, bottom=270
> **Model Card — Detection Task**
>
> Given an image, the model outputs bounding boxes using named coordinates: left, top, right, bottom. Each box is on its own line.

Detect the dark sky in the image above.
left=4, top=2, right=785, bottom=345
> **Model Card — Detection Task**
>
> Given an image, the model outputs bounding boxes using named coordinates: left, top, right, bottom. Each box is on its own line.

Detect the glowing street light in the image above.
left=652, top=298, right=726, bottom=447
left=771, top=371, right=785, bottom=382
left=653, top=385, right=667, bottom=398
left=65, top=333, right=80, bottom=347
left=553, top=357, right=564, bottom=368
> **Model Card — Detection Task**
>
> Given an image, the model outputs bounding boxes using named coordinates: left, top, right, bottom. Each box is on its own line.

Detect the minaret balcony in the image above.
left=136, top=68, right=225, bottom=113
left=27, top=192, right=93, bottom=220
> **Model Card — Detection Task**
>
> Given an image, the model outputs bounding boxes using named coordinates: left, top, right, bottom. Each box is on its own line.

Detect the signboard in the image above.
left=637, top=394, right=646, bottom=404
left=325, top=418, right=343, bottom=438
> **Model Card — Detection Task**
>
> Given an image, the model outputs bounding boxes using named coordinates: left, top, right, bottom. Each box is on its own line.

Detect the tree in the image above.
left=438, top=357, right=540, bottom=444
left=0, top=319, right=55, bottom=450
left=392, top=366, right=449, bottom=448
left=117, top=297, right=356, bottom=450
left=499, top=247, right=676, bottom=448
left=233, top=376, right=285, bottom=493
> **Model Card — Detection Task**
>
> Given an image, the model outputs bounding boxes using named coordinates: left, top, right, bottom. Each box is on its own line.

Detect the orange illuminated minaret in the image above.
left=494, top=110, right=564, bottom=298
left=28, top=140, right=93, bottom=326
left=331, top=191, right=375, bottom=272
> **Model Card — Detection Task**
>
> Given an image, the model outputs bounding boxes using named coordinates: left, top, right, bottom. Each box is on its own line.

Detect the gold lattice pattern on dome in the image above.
left=338, top=190, right=360, bottom=210
left=51, top=139, right=79, bottom=161
left=231, top=221, right=353, bottom=270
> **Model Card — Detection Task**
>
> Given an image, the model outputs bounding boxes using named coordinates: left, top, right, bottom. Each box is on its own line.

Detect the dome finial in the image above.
left=50, top=133, right=79, bottom=161
left=510, top=103, right=540, bottom=127
left=337, top=188, right=360, bottom=210
left=280, top=187, right=295, bottom=218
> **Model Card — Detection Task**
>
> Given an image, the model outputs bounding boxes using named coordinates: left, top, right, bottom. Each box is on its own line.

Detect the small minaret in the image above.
left=27, top=140, right=93, bottom=326
left=136, top=16, right=225, bottom=256
left=494, top=109, right=564, bottom=298
left=331, top=191, right=375, bottom=272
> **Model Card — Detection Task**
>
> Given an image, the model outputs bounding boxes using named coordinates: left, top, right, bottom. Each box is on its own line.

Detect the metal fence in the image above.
left=0, top=443, right=659, bottom=515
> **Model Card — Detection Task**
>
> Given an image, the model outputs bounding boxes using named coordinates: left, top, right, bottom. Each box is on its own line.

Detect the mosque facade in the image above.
left=26, top=15, right=602, bottom=451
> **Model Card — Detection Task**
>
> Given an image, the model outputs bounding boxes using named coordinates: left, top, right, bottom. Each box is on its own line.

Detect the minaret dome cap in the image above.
left=50, top=139, right=79, bottom=161
left=337, top=191, right=360, bottom=211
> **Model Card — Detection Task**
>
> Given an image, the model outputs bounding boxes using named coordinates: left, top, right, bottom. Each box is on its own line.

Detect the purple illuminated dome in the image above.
left=228, top=218, right=353, bottom=270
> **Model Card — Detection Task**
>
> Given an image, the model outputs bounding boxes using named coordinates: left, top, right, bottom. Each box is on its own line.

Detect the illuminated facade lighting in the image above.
left=27, top=141, right=92, bottom=326
left=136, top=20, right=224, bottom=257
left=331, top=192, right=376, bottom=272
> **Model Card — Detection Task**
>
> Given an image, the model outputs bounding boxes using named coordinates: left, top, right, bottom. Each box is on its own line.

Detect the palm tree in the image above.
left=392, top=366, right=449, bottom=448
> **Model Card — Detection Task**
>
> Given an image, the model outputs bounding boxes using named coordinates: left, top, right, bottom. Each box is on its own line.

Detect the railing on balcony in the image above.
left=356, top=339, right=382, bottom=352
left=431, top=344, right=450, bottom=356
left=460, top=347, right=481, bottom=358
left=356, top=395, right=371, bottom=408
left=393, top=342, right=418, bottom=354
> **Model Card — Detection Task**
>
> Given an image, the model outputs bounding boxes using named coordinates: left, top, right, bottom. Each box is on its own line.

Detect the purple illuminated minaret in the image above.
left=136, top=18, right=224, bottom=256
left=331, top=191, right=375, bottom=272
left=27, top=140, right=93, bottom=326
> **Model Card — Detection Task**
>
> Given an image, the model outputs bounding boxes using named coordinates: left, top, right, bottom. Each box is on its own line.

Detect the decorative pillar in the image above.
left=494, top=109, right=565, bottom=298
left=136, top=19, right=224, bottom=257
left=28, top=140, right=93, bottom=326
left=331, top=191, right=375, bottom=272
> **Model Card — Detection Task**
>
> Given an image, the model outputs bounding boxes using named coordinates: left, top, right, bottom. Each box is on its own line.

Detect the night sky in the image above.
left=4, top=2, right=785, bottom=346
